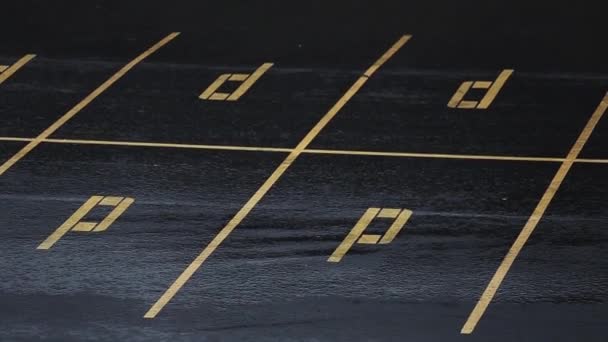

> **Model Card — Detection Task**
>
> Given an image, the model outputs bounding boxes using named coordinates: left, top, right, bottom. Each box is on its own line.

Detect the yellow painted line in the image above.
left=472, top=81, right=492, bottom=89
left=379, top=209, right=412, bottom=244
left=447, top=81, right=473, bottom=108
left=37, top=196, right=103, bottom=250
left=227, top=63, right=273, bottom=101
left=209, top=93, right=230, bottom=100
left=93, top=197, right=134, bottom=232
left=377, top=208, right=401, bottom=218
left=0, top=54, right=36, bottom=86
left=363, top=36, right=411, bottom=78
left=99, top=196, right=124, bottom=206
left=329, top=208, right=380, bottom=262
left=575, top=158, right=608, bottom=164
left=458, top=100, right=478, bottom=109
left=304, top=148, right=569, bottom=163
left=0, top=65, right=8, bottom=73
left=199, top=74, right=230, bottom=100
left=71, top=221, right=98, bottom=232
left=144, top=35, right=412, bottom=318
left=357, top=234, right=382, bottom=244
left=228, top=74, right=249, bottom=82
left=2, top=136, right=608, bottom=164
left=0, top=33, right=179, bottom=176
left=477, top=69, right=513, bottom=109
left=461, top=92, right=608, bottom=334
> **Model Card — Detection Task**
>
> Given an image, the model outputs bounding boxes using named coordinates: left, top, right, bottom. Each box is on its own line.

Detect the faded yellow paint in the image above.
left=329, top=208, right=380, bottom=262
left=358, top=234, right=382, bottom=244
left=37, top=196, right=103, bottom=250
left=199, top=63, right=273, bottom=101
left=94, top=197, right=134, bottom=232
left=0, top=54, right=36, bottom=86
left=36, top=196, right=135, bottom=249
left=477, top=69, right=513, bottom=109
left=99, top=196, right=124, bottom=206
left=379, top=209, right=412, bottom=244
left=448, top=69, right=513, bottom=109
left=329, top=207, right=413, bottom=261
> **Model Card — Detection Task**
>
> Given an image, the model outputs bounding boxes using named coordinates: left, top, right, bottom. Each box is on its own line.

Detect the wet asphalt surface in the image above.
left=1, top=1, right=608, bottom=341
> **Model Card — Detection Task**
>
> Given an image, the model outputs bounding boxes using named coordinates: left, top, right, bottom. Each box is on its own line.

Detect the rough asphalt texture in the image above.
left=0, top=1, right=607, bottom=341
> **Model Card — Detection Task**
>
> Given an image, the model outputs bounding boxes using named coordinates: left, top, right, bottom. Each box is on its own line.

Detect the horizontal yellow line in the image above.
left=304, top=148, right=567, bottom=162
left=0, top=136, right=607, bottom=164
left=574, top=158, right=608, bottom=164
left=0, top=137, right=292, bottom=153
left=0, top=137, right=31, bottom=142
left=51, top=138, right=293, bottom=153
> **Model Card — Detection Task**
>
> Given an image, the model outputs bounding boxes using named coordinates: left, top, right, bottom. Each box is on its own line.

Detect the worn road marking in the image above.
left=1, top=136, right=608, bottom=164
left=379, top=209, right=413, bottom=244
left=477, top=69, right=513, bottom=109
left=461, top=92, right=608, bottom=334
left=447, top=81, right=473, bottom=108
left=0, top=54, right=36, bottom=86
left=227, top=63, right=273, bottom=101
left=0, top=33, right=179, bottom=176
left=93, top=197, right=135, bottom=232
left=37, top=196, right=103, bottom=250
left=37, top=195, right=134, bottom=249
left=199, top=63, right=273, bottom=101
left=144, top=35, right=412, bottom=318
left=448, top=69, right=513, bottom=109
left=328, top=207, right=412, bottom=262
left=329, top=208, right=380, bottom=262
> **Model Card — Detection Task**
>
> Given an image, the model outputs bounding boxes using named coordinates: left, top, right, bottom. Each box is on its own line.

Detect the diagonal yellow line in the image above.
left=0, top=54, right=36, bottom=86
left=461, top=92, right=608, bottom=334
left=36, top=195, right=103, bottom=250
left=574, top=158, right=608, bottom=164
left=0, top=33, right=179, bottom=176
left=328, top=208, right=380, bottom=262
left=143, top=34, right=413, bottom=318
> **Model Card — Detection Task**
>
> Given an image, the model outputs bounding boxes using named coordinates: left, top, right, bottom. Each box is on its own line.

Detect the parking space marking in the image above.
left=328, top=207, right=380, bottom=262
left=461, top=92, right=608, bottom=334
left=0, top=33, right=179, bottom=176
left=37, top=196, right=103, bottom=250
left=37, top=195, right=135, bottom=250
left=328, top=207, right=412, bottom=262
left=447, top=69, right=514, bottom=109
left=476, top=69, right=514, bottom=109
left=143, top=34, right=412, bottom=318
left=0, top=54, right=36, bottom=86
left=199, top=63, right=274, bottom=101
left=2, top=136, right=608, bottom=164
